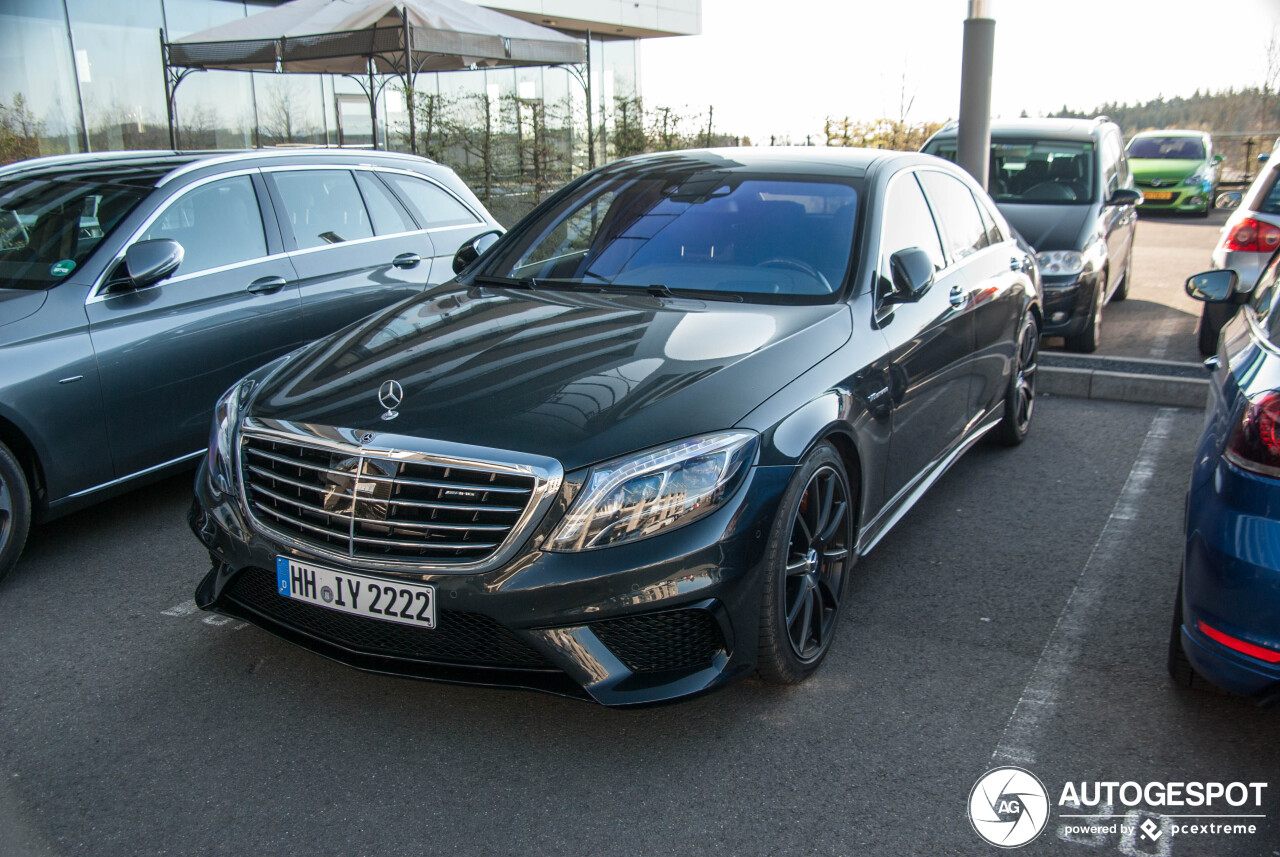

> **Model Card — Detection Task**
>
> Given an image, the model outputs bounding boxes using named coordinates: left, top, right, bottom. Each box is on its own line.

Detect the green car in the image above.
left=1127, top=129, right=1223, bottom=216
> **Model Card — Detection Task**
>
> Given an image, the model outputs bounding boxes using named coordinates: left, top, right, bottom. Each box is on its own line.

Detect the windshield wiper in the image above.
left=471, top=274, right=538, bottom=289
left=531, top=278, right=744, bottom=303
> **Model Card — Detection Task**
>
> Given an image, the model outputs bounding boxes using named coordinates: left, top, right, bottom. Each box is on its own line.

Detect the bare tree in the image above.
left=0, top=94, right=42, bottom=165
left=260, top=78, right=317, bottom=145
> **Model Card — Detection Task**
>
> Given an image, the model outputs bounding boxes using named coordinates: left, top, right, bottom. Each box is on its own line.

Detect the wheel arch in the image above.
left=0, top=412, right=46, bottom=516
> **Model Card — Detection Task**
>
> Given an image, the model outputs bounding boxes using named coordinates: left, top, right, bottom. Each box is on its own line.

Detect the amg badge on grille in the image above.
left=378, top=380, right=403, bottom=421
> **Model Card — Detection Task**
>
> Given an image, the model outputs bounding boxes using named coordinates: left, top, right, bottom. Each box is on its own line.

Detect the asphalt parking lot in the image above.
left=3, top=212, right=1277, bottom=857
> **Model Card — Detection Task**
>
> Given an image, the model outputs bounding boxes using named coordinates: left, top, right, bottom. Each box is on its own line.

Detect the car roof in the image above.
left=610, top=146, right=944, bottom=180
left=931, top=117, right=1114, bottom=143
left=0, top=148, right=443, bottom=189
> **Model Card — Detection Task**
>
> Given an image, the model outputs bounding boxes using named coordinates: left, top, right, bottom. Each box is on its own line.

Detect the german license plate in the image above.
left=275, top=557, right=436, bottom=629
left=1143, top=191, right=1174, bottom=201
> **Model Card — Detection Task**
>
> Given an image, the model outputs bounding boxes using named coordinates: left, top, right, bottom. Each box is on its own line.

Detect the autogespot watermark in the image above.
left=968, top=770, right=1269, bottom=850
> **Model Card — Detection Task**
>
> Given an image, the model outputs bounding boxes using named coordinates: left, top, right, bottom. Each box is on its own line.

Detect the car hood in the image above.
left=997, top=203, right=1094, bottom=252
left=1130, top=158, right=1205, bottom=182
left=249, top=287, right=852, bottom=470
left=0, top=288, right=47, bottom=330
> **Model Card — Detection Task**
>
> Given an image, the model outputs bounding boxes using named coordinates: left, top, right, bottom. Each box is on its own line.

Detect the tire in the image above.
left=0, top=440, right=31, bottom=584
left=995, top=313, right=1038, bottom=446
left=1110, top=244, right=1132, bottom=303
left=1065, top=273, right=1104, bottom=353
left=1167, top=575, right=1231, bottom=695
left=757, top=442, right=856, bottom=684
left=1197, top=301, right=1235, bottom=357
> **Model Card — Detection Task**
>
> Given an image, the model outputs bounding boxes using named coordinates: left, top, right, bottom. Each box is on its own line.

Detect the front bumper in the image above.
left=1039, top=272, right=1103, bottom=337
left=1180, top=457, right=1280, bottom=702
left=1136, top=184, right=1211, bottom=213
left=190, top=458, right=794, bottom=707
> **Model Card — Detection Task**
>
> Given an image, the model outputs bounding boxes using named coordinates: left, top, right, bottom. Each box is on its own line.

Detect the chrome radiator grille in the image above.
left=241, top=431, right=538, bottom=566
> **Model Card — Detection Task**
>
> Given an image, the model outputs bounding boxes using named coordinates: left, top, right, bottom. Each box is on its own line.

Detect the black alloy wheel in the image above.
left=996, top=313, right=1038, bottom=446
left=758, top=443, right=855, bottom=683
left=0, top=440, right=31, bottom=584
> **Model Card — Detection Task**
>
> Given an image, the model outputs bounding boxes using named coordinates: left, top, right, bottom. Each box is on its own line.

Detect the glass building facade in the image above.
left=0, top=0, right=697, bottom=221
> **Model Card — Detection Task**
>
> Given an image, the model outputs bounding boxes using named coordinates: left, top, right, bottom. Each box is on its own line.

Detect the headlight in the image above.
left=547, top=431, right=758, bottom=551
left=207, top=378, right=255, bottom=497
left=1035, top=250, right=1084, bottom=276
left=1184, top=171, right=1208, bottom=186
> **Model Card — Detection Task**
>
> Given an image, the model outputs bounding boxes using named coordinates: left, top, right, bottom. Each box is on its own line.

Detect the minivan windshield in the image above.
left=1127, top=136, right=1206, bottom=160
left=480, top=170, right=860, bottom=303
left=0, top=177, right=149, bottom=290
left=924, top=138, right=1097, bottom=205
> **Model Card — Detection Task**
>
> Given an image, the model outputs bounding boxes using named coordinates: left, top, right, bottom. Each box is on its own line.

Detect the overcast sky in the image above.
left=640, top=0, right=1280, bottom=144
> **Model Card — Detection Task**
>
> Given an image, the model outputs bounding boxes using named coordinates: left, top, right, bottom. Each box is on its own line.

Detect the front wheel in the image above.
left=995, top=313, right=1038, bottom=446
left=757, top=443, right=856, bottom=684
left=1065, top=273, right=1104, bottom=353
left=0, top=440, right=31, bottom=584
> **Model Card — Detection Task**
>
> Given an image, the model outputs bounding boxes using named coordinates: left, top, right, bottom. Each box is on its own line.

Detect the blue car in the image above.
left=1174, top=254, right=1280, bottom=702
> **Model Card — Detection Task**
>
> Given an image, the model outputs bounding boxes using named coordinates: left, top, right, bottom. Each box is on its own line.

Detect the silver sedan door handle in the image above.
left=949, top=284, right=968, bottom=308
left=392, top=253, right=422, bottom=269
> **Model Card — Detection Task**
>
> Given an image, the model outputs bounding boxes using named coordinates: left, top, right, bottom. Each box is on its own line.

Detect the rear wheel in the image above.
left=995, top=313, right=1038, bottom=446
left=1167, top=576, right=1231, bottom=695
left=757, top=443, right=856, bottom=684
left=0, top=441, right=31, bottom=584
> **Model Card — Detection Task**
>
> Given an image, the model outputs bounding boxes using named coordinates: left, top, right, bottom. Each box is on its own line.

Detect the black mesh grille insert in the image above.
left=591, top=609, right=726, bottom=674
left=225, top=567, right=554, bottom=670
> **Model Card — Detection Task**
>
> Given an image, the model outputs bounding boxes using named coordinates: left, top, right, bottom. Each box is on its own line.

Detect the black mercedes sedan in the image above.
left=190, top=148, right=1041, bottom=706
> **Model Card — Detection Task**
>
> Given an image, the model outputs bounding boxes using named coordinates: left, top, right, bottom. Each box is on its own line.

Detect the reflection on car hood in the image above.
left=1130, top=159, right=1204, bottom=182
left=997, top=203, right=1093, bottom=253
left=250, top=287, right=852, bottom=470
left=0, top=288, right=47, bottom=330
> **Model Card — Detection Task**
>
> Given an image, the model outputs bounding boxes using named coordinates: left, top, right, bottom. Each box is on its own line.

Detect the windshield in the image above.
left=482, top=170, right=859, bottom=303
left=925, top=138, right=1096, bottom=205
left=0, top=177, right=150, bottom=290
left=1127, top=136, right=1206, bottom=160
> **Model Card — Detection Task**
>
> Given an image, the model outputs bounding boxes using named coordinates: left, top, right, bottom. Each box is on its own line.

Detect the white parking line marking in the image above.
left=991, top=408, right=1178, bottom=767
left=161, top=600, right=199, bottom=617
left=1148, top=315, right=1179, bottom=361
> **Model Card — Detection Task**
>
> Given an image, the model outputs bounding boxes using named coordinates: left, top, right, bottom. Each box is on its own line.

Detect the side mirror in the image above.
left=452, top=229, right=503, bottom=275
left=1106, top=188, right=1143, bottom=207
left=886, top=247, right=935, bottom=304
left=1215, top=191, right=1243, bottom=210
left=1186, top=269, right=1239, bottom=303
left=1213, top=153, right=1225, bottom=165
left=1260, top=153, right=1271, bottom=164
left=123, top=239, right=183, bottom=288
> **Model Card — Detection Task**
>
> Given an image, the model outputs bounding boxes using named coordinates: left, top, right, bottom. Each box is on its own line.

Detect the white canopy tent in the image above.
left=162, top=0, right=587, bottom=152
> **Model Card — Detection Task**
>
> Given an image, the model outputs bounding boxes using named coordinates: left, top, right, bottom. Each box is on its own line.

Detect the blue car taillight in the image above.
left=1224, top=391, right=1280, bottom=479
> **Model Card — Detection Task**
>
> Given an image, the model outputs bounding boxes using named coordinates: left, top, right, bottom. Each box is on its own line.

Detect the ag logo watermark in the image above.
left=969, top=767, right=1050, bottom=848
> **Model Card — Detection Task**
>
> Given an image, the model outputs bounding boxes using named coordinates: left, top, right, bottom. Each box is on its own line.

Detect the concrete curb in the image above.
left=1040, top=365, right=1209, bottom=409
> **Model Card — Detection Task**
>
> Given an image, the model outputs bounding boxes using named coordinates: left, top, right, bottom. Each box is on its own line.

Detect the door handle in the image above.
left=1009, top=257, right=1021, bottom=271
left=949, top=285, right=968, bottom=308
left=392, top=252, right=422, bottom=269
left=246, top=276, right=288, bottom=295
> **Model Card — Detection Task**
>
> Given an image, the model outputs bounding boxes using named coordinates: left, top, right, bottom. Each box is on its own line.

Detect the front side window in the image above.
left=0, top=176, right=149, bottom=290
left=879, top=173, right=945, bottom=273
left=272, top=169, right=374, bottom=249
left=142, top=175, right=266, bottom=276
left=484, top=169, right=859, bottom=302
left=1127, top=136, right=1207, bottom=161
left=917, top=170, right=989, bottom=262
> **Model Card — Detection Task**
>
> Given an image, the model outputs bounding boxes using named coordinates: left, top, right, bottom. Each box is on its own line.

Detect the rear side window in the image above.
left=354, top=172, right=416, bottom=236
left=1253, top=171, right=1280, bottom=216
left=381, top=174, right=480, bottom=229
left=142, top=175, right=266, bottom=276
left=880, top=173, right=945, bottom=271
left=917, top=170, right=989, bottom=262
left=272, top=170, right=374, bottom=249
